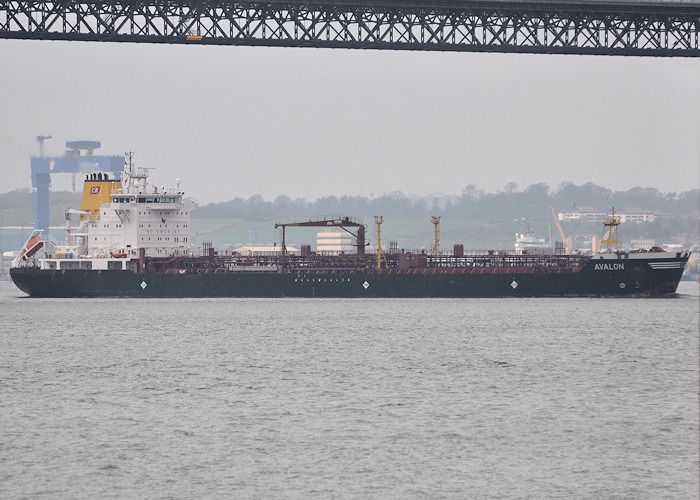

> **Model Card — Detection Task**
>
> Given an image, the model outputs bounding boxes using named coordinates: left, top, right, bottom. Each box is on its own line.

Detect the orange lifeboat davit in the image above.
left=111, top=252, right=127, bottom=258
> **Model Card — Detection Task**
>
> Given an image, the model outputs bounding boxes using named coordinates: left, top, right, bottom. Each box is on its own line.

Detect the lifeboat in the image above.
left=18, top=234, right=44, bottom=261
left=110, top=252, right=128, bottom=258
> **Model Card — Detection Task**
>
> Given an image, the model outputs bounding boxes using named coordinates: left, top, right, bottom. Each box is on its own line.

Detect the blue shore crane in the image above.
left=30, top=138, right=124, bottom=236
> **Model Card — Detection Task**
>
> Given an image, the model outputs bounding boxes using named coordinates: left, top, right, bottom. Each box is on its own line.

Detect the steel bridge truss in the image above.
left=1, top=1, right=698, bottom=56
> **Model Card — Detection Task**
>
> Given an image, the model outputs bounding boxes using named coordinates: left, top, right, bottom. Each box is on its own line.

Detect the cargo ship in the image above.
left=10, top=157, right=690, bottom=298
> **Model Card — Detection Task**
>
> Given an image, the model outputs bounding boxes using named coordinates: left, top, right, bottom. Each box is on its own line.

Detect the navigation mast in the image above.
left=123, top=151, right=152, bottom=194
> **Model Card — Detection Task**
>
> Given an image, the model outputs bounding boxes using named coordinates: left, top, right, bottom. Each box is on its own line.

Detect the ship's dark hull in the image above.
left=10, top=257, right=686, bottom=298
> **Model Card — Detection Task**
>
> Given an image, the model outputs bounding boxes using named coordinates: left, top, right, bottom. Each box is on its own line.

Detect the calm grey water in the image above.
left=1, top=280, right=698, bottom=499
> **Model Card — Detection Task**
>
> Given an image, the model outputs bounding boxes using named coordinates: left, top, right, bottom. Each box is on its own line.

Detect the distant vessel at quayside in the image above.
left=10, top=155, right=691, bottom=298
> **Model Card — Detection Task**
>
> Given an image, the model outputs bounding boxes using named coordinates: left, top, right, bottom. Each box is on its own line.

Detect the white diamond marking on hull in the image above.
left=140, top=280, right=147, bottom=289
left=363, top=281, right=369, bottom=289
left=511, top=280, right=518, bottom=289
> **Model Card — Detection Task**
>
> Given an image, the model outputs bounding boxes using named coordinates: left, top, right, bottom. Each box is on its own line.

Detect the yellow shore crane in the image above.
left=549, top=207, right=572, bottom=253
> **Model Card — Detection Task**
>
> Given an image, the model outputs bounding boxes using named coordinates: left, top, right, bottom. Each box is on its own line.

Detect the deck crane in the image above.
left=430, top=215, right=440, bottom=255
left=275, top=215, right=366, bottom=267
left=549, top=206, right=571, bottom=254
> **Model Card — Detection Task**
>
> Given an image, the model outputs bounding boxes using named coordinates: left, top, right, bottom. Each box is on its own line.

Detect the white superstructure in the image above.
left=514, top=233, right=550, bottom=254
left=13, top=155, right=194, bottom=270
left=81, top=161, right=193, bottom=258
left=86, top=190, right=192, bottom=258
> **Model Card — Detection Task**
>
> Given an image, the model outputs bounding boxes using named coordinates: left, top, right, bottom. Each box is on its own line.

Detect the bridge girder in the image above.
left=0, top=1, right=698, bottom=56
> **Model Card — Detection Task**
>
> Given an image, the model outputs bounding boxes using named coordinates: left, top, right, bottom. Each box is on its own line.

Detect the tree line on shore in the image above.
left=1, top=182, right=698, bottom=227
left=192, top=182, right=699, bottom=223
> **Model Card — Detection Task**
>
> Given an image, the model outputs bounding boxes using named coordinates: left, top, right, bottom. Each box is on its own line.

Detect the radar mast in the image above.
left=124, top=151, right=152, bottom=194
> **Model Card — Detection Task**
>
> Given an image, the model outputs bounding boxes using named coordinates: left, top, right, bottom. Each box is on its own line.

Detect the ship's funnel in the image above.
left=80, top=175, right=122, bottom=220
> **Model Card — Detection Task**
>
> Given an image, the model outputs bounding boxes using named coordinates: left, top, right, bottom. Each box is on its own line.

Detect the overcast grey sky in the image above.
left=0, top=39, right=698, bottom=203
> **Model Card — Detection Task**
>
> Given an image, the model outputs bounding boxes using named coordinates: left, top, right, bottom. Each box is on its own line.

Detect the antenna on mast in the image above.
left=125, top=151, right=134, bottom=173
left=123, top=151, right=152, bottom=193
